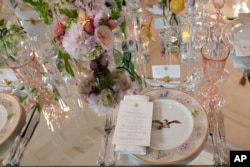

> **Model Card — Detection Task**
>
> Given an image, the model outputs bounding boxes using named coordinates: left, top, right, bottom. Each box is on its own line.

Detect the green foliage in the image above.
left=57, top=49, right=75, bottom=77
left=23, top=0, right=52, bottom=25
left=116, top=51, right=142, bottom=85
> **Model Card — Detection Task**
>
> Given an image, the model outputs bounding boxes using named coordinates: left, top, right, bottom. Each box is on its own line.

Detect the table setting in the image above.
left=0, top=0, right=249, bottom=166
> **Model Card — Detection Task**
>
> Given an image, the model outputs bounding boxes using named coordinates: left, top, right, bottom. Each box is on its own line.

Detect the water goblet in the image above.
left=3, top=39, right=43, bottom=89
left=159, top=25, right=180, bottom=64
left=200, top=41, right=230, bottom=99
left=199, top=0, right=209, bottom=21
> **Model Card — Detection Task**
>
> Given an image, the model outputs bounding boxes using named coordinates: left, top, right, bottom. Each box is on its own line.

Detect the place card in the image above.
left=0, top=69, right=18, bottom=81
left=152, top=65, right=181, bottom=79
left=112, top=100, right=153, bottom=146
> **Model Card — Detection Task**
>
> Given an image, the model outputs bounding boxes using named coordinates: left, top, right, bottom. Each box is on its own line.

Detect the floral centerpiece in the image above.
left=21, top=0, right=142, bottom=116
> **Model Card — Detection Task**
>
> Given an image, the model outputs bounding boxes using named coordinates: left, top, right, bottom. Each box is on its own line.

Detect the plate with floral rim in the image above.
left=133, top=88, right=209, bottom=165
left=0, top=92, right=23, bottom=146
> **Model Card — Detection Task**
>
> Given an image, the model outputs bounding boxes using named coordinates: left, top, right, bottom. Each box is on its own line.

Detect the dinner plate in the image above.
left=222, top=17, right=250, bottom=49
left=151, top=99, right=194, bottom=150
left=0, top=105, right=8, bottom=131
left=0, top=92, right=23, bottom=146
left=134, top=88, right=209, bottom=165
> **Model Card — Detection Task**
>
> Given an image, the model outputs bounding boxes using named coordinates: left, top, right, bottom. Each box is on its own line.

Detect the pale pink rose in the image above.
left=95, top=25, right=114, bottom=50
left=53, top=22, right=65, bottom=36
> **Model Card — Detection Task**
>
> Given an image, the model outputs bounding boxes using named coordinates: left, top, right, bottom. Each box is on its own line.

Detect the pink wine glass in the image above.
left=200, top=41, right=230, bottom=99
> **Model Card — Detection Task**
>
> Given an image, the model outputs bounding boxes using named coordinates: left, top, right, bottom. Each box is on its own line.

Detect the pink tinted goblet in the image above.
left=200, top=42, right=230, bottom=99
left=4, top=40, right=43, bottom=89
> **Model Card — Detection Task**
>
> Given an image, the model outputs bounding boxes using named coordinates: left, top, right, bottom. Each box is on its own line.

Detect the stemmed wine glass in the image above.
left=199, top=0, right=210, bottom=21
left=211, top=0, right=226, bottom=24
left=159, top=25, right=180, bottom=64
left=200, top=41, right=230, bottom=100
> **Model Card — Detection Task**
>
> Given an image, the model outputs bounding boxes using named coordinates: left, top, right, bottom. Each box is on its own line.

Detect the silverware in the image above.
left=97, top=116, right=113, bottom=166
left=207, top=101, right=220, bottom=166
left=217, top=99, right=229, bottom=165
left=2, top=107, right=40, bottom=166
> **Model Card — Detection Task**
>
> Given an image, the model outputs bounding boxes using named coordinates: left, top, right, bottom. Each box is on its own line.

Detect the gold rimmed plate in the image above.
left=0, top=92, right=24, bottom=147
left=133, top=88, right=209, bottom=165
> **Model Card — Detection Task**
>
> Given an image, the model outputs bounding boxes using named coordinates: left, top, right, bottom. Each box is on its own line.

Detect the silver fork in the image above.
left=97, top=115, right=113, bottom=166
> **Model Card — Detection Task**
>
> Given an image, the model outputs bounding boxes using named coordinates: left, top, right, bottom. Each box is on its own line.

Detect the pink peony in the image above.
left=62, top=23, right=96, bottom=61
left=53, top=22, right=65, bottom=36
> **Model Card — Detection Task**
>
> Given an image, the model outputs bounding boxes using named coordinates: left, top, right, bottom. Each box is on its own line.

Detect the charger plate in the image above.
left=133, top=88, right=209, bottom=165
left=0, top=92, right=23, bottom=146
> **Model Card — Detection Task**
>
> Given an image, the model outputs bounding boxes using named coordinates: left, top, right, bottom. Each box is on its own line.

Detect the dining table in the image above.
left=0, top=0, right=250, bottom=166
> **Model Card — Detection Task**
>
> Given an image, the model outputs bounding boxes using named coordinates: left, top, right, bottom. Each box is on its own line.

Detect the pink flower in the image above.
left=84, top=18, right=95, bottom=34
left=95, top=25, right=114, bottom=50
left=53, top=22, right=65, bottom=36
left=107, top=19, right=118, bottom=29
left=62, top=23, right=96, bottom=61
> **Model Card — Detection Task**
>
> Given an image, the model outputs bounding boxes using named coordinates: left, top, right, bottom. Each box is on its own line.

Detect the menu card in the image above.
left=112, top=100, right=153, bottom=146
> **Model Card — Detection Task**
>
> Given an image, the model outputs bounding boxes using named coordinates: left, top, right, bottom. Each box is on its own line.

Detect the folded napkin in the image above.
left=114, top=95, right=150, bottom=155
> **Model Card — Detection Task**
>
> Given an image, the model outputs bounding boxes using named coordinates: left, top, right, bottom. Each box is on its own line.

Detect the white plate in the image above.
left=222, top=17, right=250, bottom=49
left=0, top=92, right=23, bottom=146
left=134, top=88, right=209, bottom=165
left=222, top=17, right=250, bottom=70
left=151, top=99, right=194, bottom=150
left=0, top=105, right=8, bottom=131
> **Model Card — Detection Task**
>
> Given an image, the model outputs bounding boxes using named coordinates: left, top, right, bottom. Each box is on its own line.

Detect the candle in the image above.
left=182, top=31, right=190, bottom=43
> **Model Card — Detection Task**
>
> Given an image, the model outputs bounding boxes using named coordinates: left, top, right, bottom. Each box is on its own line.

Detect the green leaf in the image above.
left=32, top=102, right=42, bottom=113
left=23, top=0, right=52, bottom=25
left=114, top=0, right=122, bottom=11
left=19, top=95, right=29, bottom=104
left=57, top=49, right=75, bottom=77
left=119, top=20, right=126, bottom=38
left=113, top=49, right=123, bottom=65
left=59, top=9, right=78, bottom=18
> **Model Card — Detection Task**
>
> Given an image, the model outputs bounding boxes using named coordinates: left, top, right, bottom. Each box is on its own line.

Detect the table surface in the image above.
left=0, top=0, right=250, bottom=166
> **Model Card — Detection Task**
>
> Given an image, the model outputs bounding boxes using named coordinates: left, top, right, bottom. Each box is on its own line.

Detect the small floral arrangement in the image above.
left=22, top=0, right=142, bottom=116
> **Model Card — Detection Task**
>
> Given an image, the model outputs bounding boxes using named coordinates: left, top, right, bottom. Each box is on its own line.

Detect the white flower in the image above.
left=62, top=23, right=96, bottom=61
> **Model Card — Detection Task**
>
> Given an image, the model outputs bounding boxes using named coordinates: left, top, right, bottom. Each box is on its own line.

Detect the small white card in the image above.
left=0, top=69, right=18, bottom=81
left=152, top=65, right=181, bottom=79
left=112, top=101, right=153, bottom=146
